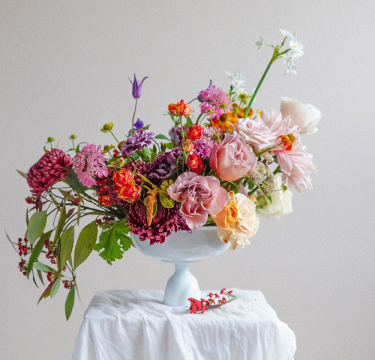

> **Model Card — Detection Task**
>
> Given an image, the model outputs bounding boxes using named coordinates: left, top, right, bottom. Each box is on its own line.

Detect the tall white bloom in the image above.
left=280, top=97, right=321, bottom=135
left=255, top=36, right=266, bottom=50
left=257, top=177, right=293, bottom=220
left=289, top=37, right=304, bottom=58
left=279, top=28, right=297, bottom=38
left=225, top=70, right=246, bottom=93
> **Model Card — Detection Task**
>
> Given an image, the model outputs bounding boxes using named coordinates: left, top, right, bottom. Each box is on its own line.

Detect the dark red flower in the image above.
left=27, top=149, right=72, bottom=196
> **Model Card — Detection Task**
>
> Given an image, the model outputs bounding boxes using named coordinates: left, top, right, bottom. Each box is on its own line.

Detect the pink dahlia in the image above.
left=127, top=200, right=187, bottom=244
left=73, top=144, right=108, bottom=188
left=27, top=149, right=73, bottom=196
left=199, top=86, right=232, bottom=119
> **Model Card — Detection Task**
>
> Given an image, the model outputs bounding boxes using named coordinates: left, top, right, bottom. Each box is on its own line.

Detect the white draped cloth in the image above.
left=72, top=289, right=296, bottom=360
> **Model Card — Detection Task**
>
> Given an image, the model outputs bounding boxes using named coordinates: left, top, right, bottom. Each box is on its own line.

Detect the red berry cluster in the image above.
left=47, top=272, right=58, bottom=283
left=62, top=280, right=73, bottom=289
left=17, top=238, right=29, bottom=256
left=18, top=259, right=27, bottom=276
left=44, top=239, right=57, bottom=264
left=25, top=196, right=37, bottom=204
left=188, top=288, right=234, bottom=314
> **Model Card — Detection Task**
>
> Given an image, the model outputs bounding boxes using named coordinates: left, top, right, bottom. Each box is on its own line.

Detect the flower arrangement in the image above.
left=8, top=29, right=320, bottom=320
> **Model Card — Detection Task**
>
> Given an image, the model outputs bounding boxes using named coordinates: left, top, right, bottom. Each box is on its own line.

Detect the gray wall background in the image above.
left=1, top=1, right=374, bottom=359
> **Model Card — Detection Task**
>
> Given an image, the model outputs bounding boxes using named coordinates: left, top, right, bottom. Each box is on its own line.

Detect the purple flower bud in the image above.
left=129, top=74, right=148, bottom=99
left=129, top=118, right=144, bottom=134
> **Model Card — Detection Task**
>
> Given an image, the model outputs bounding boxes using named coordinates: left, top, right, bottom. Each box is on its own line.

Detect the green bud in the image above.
left=47, top=137, right=55, bottom=143
left=69, top=134, right=77, bottom=140
left=282, top=185, right=288, bottom=191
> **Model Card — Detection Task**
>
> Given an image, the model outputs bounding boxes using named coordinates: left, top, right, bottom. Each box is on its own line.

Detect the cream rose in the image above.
left=211, top=191, right=259, bottom=250
left=257, top=177, right=293, bottom=220
left=280, top=97, right=321, bottom=135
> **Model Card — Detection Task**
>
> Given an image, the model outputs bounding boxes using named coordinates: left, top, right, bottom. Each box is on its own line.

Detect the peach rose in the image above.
left=210, top=134, right=257, bottom=181
left=211, top=191, right=259, bottom=250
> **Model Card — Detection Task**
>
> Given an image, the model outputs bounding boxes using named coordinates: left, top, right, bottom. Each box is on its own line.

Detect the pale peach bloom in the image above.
left=212, top=191, right=259, bottom=250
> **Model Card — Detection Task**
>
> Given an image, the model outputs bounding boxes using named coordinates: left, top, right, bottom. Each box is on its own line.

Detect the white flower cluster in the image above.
left=279, top=28, right=304, bottom=75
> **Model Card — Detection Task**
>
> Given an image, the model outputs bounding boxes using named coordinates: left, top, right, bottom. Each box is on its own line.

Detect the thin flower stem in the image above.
left=242, top=57, right=273, bottom=119
left=209, top=115, right=220, bottom=143
left=132, top=98, right=138, bottom=129
left=109, top=131, right=119, bottom=144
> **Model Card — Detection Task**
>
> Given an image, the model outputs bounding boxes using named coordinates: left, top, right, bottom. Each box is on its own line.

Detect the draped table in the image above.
left=72, top=289, right=296, bottom=360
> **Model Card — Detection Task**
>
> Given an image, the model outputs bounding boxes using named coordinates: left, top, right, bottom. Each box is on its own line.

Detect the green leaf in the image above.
left=26, top=209, right=29, bottom=225
left=27, top=211, right=47, bottom=244
left=40, top=230, right=53, bottom=242
left=60, top=227, right=74, bottom=270
left=53, top=206, right=67, bottom=244
left=130, top=152, right=140, bottom=160
left=136, top=173, right=153, bottom=185
left=169, top=114, right=176, bottom=123
left=94, top=219, right=132, bottom=265
left=26, top=237, right=45, bottom=279
left=50, top=276, right=62, bottom=298
left=185, top=118, right=193, bottom=127
left=65, top=169, right=86, bottom=194
left=33, top=262, right=55, bottom=272
left=17, top=169, right=28, bottom=178
left=38, top=282, right=53, bottom=305
left=155, top=134, right=170, bottom=141
left=37, top=270, right=44, bottom=285
left=159, top=193, right=174, bottom=208
left=59, top=189, right=77, bottom=203
left=65, top=287, right=75, bottom=321
left=74, top=221, right=98, bottom=270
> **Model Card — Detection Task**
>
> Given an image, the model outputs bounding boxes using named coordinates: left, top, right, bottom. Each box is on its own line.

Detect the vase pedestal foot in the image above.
left=163, top=262, right=200, bottom=307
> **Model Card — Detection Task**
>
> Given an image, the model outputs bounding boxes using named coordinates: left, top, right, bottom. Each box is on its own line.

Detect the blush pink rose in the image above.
left=167, top=172, right=228, bottom=229
left=210, top=134, right=257, bottom=181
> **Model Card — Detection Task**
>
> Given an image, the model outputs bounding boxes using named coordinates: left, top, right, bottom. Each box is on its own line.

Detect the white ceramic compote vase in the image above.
left=130, top=226, right=230, bottom=307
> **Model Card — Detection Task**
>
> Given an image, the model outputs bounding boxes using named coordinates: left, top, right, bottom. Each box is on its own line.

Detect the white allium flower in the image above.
left=225, top=70, right=246, bottom=92
left=257, top=177, right=293, bottom=221
left=255, top=36, right=266, bottom=50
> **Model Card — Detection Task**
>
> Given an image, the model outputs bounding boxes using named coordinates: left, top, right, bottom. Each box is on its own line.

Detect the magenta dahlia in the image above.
left=27, top=149, right=73, bottom=196
left=127, top=200, right=186, bottom=244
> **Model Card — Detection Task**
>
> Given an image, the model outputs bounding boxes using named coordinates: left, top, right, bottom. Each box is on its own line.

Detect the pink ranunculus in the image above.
left=210, top=134, right=257, bottom=182
left=167, top=172, right=228, bottom=229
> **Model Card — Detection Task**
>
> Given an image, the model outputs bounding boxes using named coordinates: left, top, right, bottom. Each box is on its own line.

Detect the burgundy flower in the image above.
left=127, top=200, right=186, bottom=244
left=27, top=149, right=72, bottom=196
left=147, top=148, right=182, bottom=185
left=124, top=160, right=148, bottom=186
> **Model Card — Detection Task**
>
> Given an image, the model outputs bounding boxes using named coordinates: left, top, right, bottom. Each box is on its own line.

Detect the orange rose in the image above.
left=187, top=153, right=203, bottom=175
left=168, top=100, right=194, bottom=116
left=98, top=195, right=113, bottom=207
left=187, top=124, right=203, bottom=141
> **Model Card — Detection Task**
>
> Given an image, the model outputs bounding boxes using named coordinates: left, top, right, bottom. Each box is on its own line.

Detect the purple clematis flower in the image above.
left=129, top=118, right=144, bottom=134
left=129, top=74, right=148, bottom=99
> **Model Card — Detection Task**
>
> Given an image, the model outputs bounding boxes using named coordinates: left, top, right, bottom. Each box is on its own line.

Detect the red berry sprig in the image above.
left=188, top=288, right=236, bottom=314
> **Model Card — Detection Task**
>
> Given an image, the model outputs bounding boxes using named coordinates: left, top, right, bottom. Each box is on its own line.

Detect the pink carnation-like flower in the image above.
left=167, top=172, right=228, bottom=229
left=27, top=149, right=72, bottom=196
left=210, top=134, right=257, bottom=182
left=73, top=144, right=108, bottom=187
left=199, top=86, right=232, bottom=119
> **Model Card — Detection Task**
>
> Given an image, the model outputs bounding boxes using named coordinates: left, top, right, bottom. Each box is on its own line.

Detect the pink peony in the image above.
left=167, top=172, right=228, bottom=229
left=210, top=134, right=257, bottom=182
left=73, top=144, right=108, bottom=187
left=27, top=149, right=72, bottom=196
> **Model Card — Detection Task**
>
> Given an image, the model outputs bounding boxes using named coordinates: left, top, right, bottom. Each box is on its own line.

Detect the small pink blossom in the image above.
left=199, top=85, right=232, bottom=119
left=167, top=172, right=228, bottom=229
left=73, top=144, right=108, bottom=187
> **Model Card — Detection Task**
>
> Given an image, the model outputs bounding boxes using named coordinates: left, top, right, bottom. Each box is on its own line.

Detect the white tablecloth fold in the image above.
left=72, top=289, right=296, bottom=360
